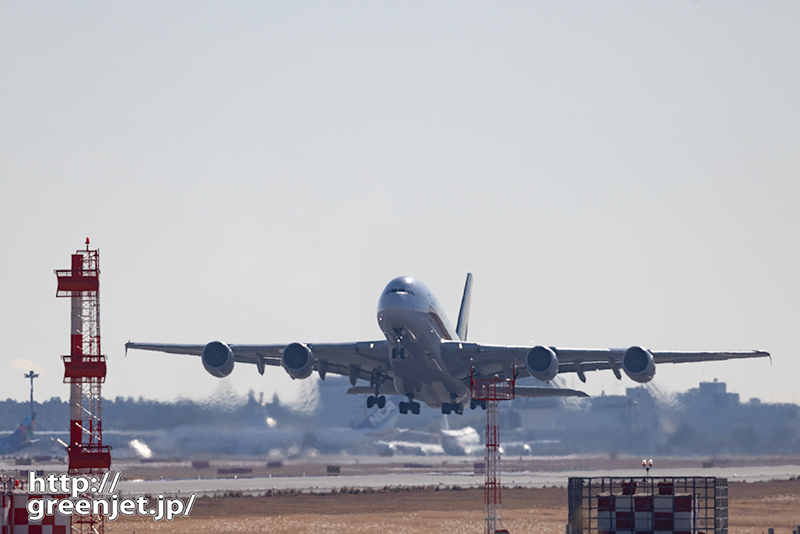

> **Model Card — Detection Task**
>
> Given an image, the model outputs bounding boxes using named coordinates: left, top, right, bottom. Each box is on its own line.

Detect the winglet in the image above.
left=455, top=272, right=473, bottom=341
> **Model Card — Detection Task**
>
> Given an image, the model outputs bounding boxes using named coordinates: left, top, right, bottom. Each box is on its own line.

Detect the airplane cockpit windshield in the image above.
left=384, top=287, right=415, bottom=296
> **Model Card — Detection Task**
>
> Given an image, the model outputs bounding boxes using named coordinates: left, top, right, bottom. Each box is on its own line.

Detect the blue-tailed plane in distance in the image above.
left=0, top=414, right=35, bottom=455
left=127, top=274, right=769, bottom=415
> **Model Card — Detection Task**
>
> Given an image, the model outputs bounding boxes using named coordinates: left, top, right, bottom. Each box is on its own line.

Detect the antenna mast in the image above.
left=55, top=238, right=110, bottom=534
left=471, top=369, right=515, bottom=534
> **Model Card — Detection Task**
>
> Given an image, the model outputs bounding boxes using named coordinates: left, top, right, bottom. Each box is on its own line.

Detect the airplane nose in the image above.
left=377, top=290, right=417, bottom=315
left=377, top=293, right=414, bottom=331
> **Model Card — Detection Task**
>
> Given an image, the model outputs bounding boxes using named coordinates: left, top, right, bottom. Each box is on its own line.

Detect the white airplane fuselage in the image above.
left=376, top=276, right=469, bottom=408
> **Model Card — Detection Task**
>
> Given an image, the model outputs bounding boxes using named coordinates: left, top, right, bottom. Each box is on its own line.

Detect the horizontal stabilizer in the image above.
left=515, top=386, right=589, bottom=398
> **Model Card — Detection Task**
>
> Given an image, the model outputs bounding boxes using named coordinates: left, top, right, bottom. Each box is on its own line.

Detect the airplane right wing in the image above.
left=515, top=386, right=589, bottom=398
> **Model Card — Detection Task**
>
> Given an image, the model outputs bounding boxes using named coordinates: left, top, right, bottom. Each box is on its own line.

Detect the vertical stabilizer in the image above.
left=455, top=272, right=473, bottom=341
left=355, top=399, right=399, bottom=431
left=0, top=415, right=34, bottom=454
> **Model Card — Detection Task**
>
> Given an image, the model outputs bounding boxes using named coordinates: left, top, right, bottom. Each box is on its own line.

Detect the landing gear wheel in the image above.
left=442, top=402, right=463, bottom=414
left=470, top=399, right=478, bottom=410
left=399, top=402, right=408, bottom=415
left=367, top=396, right=376, bottom=409
left=411, top=401, right=420, bottom=415
left=377, top=395, right=386, bottom=409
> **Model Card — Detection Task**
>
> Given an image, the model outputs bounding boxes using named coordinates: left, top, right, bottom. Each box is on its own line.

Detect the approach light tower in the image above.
left=56, top=238, right=110, bottom=534
left=471, top=369, right=515, bottom=534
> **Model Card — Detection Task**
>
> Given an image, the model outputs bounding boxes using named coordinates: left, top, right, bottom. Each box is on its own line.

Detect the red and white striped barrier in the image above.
left=1, top=493, right=11, bottom=533
left=1, top=493, right=71, bottom=534
left=597, top=492, right=697, bottom=534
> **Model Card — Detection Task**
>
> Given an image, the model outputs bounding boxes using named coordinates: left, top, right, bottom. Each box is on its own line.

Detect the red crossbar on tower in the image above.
left=471, top=369, right=515, bottom=534
left=56, top=238, right=110, bottom=534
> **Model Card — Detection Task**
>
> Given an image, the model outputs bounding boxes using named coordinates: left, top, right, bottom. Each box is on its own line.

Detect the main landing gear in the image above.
left=399, top=397, right=420, bottom=415
left=441, top=402, right=463, bottom=415
left=470, top=399, right=487, bottom=410
left=367, top=370, right=389, bottom=410
left=367, top=395, right=386, bottom=409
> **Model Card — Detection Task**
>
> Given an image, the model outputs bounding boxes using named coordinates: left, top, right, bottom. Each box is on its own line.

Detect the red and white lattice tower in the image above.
left=55, top=238, right=110, bottom=534
left=470, top=369, right=515, bottom=534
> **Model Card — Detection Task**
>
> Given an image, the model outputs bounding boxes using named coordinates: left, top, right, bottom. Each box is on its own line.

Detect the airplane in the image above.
left=126, top=273, right=770, bottom=415
left=0, top=414, right=35, bottom=455
left=129, top=397, right=402, bottom=457
left=375, top=415, right=481, bottom=456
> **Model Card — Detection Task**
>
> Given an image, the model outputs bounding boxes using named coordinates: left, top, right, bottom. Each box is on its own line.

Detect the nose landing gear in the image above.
left=391, top=329, right=406, bottom=359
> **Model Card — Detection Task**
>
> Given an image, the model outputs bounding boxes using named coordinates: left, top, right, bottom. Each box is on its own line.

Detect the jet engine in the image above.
left=202, top=341, right=235, bottom=378
left=622, top=346, right=656, bottom=383
left=282, top=343, right=314, bottom=379
left=525, top=346, right=559, bottom=382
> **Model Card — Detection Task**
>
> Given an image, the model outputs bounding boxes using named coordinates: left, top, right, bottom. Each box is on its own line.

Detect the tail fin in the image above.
left=0, top=415, right=34, bottom=454
left=455, top=272, right=473, bottom=341
left=355, top=400, right=399, bottom=431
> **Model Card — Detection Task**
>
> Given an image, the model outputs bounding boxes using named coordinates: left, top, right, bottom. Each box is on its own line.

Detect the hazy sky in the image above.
left=1, top=2, right=798, bottom=409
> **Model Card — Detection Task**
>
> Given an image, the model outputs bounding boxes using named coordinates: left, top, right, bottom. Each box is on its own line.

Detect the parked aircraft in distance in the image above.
left=127, top=274, right=769, bottom=415
left=0, top=415, right=35, bottom=455
left=376, top=415, right=481, bottom=456
left=126, top=396, right=402, bottom=457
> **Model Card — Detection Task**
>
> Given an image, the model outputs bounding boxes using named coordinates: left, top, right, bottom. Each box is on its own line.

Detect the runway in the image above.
left=117, top=464, right=800, bottom=497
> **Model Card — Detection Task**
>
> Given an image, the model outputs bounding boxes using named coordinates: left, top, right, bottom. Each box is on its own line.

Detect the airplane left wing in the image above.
left=125, top=340, right=391, bottom=384
left=440, top=341, right=769, bottom=383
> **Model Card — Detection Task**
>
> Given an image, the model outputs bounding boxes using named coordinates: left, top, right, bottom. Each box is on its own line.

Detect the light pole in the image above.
left=642, top=458, right=653, bottom=477
left=24, top=370, right=39, bottom=423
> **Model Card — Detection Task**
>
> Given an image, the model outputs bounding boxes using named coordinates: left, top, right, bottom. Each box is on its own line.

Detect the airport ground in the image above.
left=104, top=478, right=800, bottom=534
left=99, top=456, right=800, bottom=534
left=3, top=455, right=798, bottom=533
left=112, top=454, right=800, bottom=483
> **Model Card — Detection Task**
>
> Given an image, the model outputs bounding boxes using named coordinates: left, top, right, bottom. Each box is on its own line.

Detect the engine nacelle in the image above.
left=622, top=346, right=656, bottom=383
left=525, top=346, right=559, bottom=382
left=202, top=341, right=235, bottom=378
left=282, top=342, right=314, bottom=379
